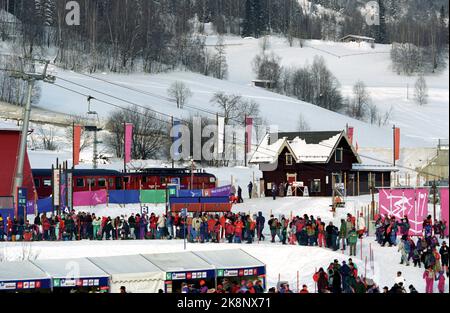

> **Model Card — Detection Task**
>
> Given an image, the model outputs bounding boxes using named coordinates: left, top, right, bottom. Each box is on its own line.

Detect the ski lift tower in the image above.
left=10, top=58, right=56, bottom=204
left=84, top=96, right=102, bottom=169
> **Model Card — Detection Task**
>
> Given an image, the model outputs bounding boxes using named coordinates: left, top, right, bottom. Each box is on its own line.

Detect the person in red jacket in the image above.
left=225, top=220, right=235, bottom=243
left=299, top=285, right=309, bottom=293
left=234, top=219, right=243, bottom=243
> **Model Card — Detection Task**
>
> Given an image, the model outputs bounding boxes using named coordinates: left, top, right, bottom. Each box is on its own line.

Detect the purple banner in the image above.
left=210, top=185, right=232, bottom=197
left=73, top=190, right=107, bottom=207
left=26, top=200, right=36, bottom=215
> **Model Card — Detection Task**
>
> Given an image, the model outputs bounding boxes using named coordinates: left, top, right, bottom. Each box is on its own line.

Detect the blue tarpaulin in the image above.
left=199, top=196, right=230, bottom=204
left=37, top=197, right=53, bottom=214
left=108, top=190, right=140, bottom=204
left=177, top=190, right=203, bottom=197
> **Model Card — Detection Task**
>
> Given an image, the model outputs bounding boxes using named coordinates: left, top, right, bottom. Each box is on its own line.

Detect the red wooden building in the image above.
left=0, top=128, right=36, bottom=202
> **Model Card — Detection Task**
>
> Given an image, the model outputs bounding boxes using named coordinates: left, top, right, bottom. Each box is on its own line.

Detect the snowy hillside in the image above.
left=26, top=36, right=447, bottom=150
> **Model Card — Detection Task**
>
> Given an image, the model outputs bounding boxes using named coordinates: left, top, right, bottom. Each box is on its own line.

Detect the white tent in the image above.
left=32, top=258, right=109, bottom=289
left=193, top=249, right=266, bottom=286
left=88, top=255, right=164, bottom=293
left=0, top=261, right=52, bottom=292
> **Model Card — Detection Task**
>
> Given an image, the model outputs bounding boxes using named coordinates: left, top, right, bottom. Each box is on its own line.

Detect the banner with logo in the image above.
left=73, top=190, right=107, bottom=207
left=210, top=185, right=232, bottom=197
left=379, top=188, right=429, bottom=235
left=441, top=187, right=449, bottom=236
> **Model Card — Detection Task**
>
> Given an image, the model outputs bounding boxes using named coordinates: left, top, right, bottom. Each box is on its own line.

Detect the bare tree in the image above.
left=210, top=36, right=228, bottom=80
left=210, top=92, right=260, bottom=125
left=297, top=113, right=311, bottom=131
left=105, top=105, right=170, bottom=160
left=210, top=92, right=243, bottom=125
left=167, top=81, right=192, bottom=109
left=414, top=75, right=428, bottom=106
left=252, top=52, right=282, bottom=87
left=36, top=125, right=58, bottom=151
left=347, top=80, right=371, bottom=120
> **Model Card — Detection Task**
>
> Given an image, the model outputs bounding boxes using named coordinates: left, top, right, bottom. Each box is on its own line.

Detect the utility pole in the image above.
left=10, top=59, right=55, bottom=205
left=190, top=157, right=195, bottom=190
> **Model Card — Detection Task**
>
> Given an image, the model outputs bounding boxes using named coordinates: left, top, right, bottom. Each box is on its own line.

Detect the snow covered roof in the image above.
left=339, top=35, right=375, bottom=42
left=142, top=252, right=215, bottom=273
left=88, top=255, right=164, bottom=283
left=193, top=249, right=265, bottom=270
left=250, top=131, right=361, bottom=164
left=32, top=258, right=109, bottom=279
left=0, top=261, right=51, bottom=282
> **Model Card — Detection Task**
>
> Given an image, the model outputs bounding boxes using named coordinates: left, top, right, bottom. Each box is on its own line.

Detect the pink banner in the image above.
left=124, top=123, right=133, bottom=164
left=245, top=117, right=253, bottom=154
left=73, top=190, right=107, bottom=207
left=441, top=187, right=449, bottom=236
left=379, top=188, right=429, bottom=236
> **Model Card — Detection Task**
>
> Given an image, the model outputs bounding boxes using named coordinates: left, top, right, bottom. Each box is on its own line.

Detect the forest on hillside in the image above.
left=0, top=0, right=448, bottom=74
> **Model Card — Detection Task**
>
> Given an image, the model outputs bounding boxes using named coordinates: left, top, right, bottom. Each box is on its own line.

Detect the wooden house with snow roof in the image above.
left=249, top=130, right=396, bottom=197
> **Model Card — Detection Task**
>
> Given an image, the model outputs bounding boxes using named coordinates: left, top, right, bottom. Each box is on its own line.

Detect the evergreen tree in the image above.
left=376, top=0, right=387, bottom=44
left=242, top=0, right=254, bottom=37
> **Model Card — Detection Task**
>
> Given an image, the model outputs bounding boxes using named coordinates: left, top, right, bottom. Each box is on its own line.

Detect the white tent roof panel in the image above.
left=142, top=252, right=215, bottom=273
left=0, top=261, right=51, bottom=282
left=193, top=249, right=265, bottom=269
left=32, top=258, right=109, bottom=279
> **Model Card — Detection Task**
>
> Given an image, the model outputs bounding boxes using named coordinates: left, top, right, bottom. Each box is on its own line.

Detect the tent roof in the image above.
left=88, top=255, right=164, bottom=283
left=193, top=249, right=265, bottom=269
left=32, top=258, right=109, bottom=279
left=142, top=252, right=215, bottom=273
left=0, top=261, right=51, bottom=282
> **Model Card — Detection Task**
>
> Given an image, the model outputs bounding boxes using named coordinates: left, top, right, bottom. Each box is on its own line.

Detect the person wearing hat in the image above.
left=357, top=212, right=366, bottom=238
left=299, top=285, right=309, bottom=294
left=199, top=280, right=208, bottom=293
left=439, top=241, right=449, bottom=277
left=408, top=285, right=418, bottom=293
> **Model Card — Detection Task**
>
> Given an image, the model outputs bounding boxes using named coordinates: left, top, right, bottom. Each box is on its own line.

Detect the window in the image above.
left=160, top=177, right=167, bottom=184
left=142, top=176, right=147, bottom=183
left=210, top=177, right=216, bottom=183
left=109, top=178, right=114, bottom=187
left=286, top=153, right=293, bottom=166
left=76, top=178, right=84, bottom=188
left=34, top=179, right=40, bottom=188
left=87, top=178, right=95, bottom=188
left=335, top=148, right=343, bottom=163
left=98, top=178, right=106, bottom=188
left=123, top=177, right=130, bottom=184
left=311, top=179, right=321, bottom=193
left=43, top=179, right=52, bottom=187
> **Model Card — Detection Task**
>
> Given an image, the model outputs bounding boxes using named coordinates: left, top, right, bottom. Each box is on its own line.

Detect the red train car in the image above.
left=32, top=168, right=217, bottom=199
